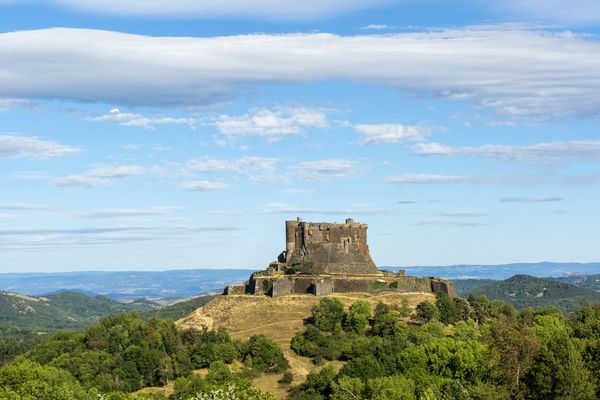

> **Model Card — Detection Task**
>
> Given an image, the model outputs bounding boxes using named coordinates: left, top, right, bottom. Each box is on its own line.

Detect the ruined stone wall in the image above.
left=272, top=278, right=294, bottom=297
left=284, top=218, right=378, bottom=275
left=311, top=278, right=334, bottom=296
left=224, top=284, right=247, bottom=295
left=394, top=276, right=432, bottom=293
left=431, top=279, right=456, bottom=298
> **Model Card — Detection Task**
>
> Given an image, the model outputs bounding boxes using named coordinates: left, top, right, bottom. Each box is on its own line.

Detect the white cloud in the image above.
left=385, top=173, right=545, bottom=185
left=3, top=27, right=600, bottom=118
left=216, top=107, right=328, bottom=141
left=500, top=197, right=563, bottom=203
left=90, top=108, right=195, bottom=129
left=413, top=140, right=600, bottom=163
left=260, top=203, right=389, bottom=215
left=32, top=0, right=388, bottom=19
left=0, top=133, right=80, bottom=159
left=53, top=165, right=145, bottom=188
left=293, top=159, right=361, bottom=182
left=181, top=180, right=230, bottom=191
left=354, top=123, right=429, bottom=144
left=185, top=156, right=279, bottom=181
left=360, top=24, right=394, bottom=31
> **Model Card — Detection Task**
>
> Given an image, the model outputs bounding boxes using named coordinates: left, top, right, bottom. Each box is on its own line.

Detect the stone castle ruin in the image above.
left=224, top=218, right=455, bottom=298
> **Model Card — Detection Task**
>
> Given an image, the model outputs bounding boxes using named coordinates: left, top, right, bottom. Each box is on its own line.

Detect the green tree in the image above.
left=312, top=298, right=346, bottom=333
left=0, top=359, right=92, bottom=400
left=241, top=335, right=288, bottom=373
left=345, top=300, right=371, bottom=334
left=399, top=298, right=411, bottom=318
left=414, top=302, right=439, bottom=323
left=436, top=294, right=457, bottom=325
left=367, top=375, right=416, bottom=400
left=489, top=315, right=541, bottom=399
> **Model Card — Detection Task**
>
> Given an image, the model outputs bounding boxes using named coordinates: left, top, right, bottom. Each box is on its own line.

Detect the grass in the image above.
left=177, top=291, right=435, bottom=399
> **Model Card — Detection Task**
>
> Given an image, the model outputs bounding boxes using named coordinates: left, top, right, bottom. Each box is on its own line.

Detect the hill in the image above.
left=556, top=274, right=600, bottom=291
left=468, top=274, right=600, bottom=312
left=177, top=291, right=435, bottom=397
left=144, top=294, right=217, bottom=320
left=0, top=291, right=155, bottom=330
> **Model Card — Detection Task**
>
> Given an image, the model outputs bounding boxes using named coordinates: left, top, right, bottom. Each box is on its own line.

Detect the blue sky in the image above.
left=1, top=0, right=600, bottom=272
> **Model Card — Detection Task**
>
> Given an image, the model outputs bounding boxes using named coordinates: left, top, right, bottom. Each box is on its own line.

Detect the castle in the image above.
left=224, top=218, right=455, bottom=298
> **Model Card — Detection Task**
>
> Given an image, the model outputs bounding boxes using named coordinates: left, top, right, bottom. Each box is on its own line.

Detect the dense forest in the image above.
left=456, top=274, right=600, bottom=312
left=0, top=292, right=599, bottom=399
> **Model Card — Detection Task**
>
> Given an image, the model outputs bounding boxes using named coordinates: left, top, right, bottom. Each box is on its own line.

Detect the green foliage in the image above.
left=0, top=324, right=48, bottom=365
left=311, top=298, right=346, bottom=333
left=173, top=377, right=275, bottom=400
left=279, top=371, right=294, bottom=385
left=436, top=294, right=457, bottom=325
left=240, top=335, right=288, bottom=373
left=0, top=291, right=152, bottom=330
left=291, top=295, right=600, bottom=400
left=468, top=275, right=600, bottom=313
left=0, top=359, right=92, bottom=400
left=399, top=298, right=411, bottom=318
left=144, top=295, right=217, bottom=321
left=20, top=314, right=205, bottom=392
left=345, top=301, right=371, bottom=334
left=413, top=301, right=439, bottom=323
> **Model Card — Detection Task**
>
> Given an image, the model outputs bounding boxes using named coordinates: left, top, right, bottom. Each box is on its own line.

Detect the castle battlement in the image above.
left=224, top=218, right=455, bottom=298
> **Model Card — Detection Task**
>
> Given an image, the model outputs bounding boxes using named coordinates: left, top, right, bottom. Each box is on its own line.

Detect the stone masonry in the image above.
left=224, top=218, right=455, bottom=298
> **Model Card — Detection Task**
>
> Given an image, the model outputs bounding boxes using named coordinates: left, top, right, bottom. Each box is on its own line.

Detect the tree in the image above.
left=345, top=301, right=371, bottom=334
left=436, top=294, right=457, bottom=325
left=367, top=375, right=416, bottom=400
left=241, top=335, right=288, bottom=373
left=489, top=315, right=541, bottom=399
left=399, top=298, right=411, bottom=318
left=414, top=302, right=439, bottom=323
left=0, top=359, right=92, bottom=400
left=312, top=298, right=346, bottom=333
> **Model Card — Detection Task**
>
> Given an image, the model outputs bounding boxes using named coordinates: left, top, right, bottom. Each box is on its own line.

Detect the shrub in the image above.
left=414, top=302, right=439, bottom=323
left=311, top=298, right=346, bottom=333
left=241, top=335, right=288, bottom=373
left=279, top=371, right=294, bottom=385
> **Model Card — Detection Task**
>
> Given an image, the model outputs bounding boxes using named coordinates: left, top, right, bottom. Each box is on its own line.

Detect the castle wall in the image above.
left=224, top=284, right=247, bottom=295
left=312, top=278, right=334, bottom=296
left=431, top=279, right=456, bottom=298
left=285, top=219, right=378, bottom=275
left=272, top=278, right=294, bottom=297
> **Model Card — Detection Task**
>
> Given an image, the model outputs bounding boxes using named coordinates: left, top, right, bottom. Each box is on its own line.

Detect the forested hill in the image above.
left=467, top=274, right=600, bottom=312
left=0, top=291, right=157, bottom=330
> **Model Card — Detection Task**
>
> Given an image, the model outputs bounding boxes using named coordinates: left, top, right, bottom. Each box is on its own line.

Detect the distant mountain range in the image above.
left=0, top=269, right=253, bottom=299
left=1, top=263, right=598, bottom=300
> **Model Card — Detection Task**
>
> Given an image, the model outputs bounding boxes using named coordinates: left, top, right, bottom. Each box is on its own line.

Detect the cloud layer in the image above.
left=216, top=107, right=328, bottom=141
left=3, top=27, right=600, bottom=119
left=414, top=141, right=600, bottom=163
left=53, top=165, right=145, bottom=187
left=0, top=134, right=79, bottom=159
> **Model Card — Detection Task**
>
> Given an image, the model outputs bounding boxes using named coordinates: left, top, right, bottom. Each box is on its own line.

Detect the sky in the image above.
left=1, top=0, right=600, bottom=272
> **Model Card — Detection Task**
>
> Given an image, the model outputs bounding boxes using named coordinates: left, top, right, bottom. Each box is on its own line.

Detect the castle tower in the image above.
left=284, top=218, right=378, bottom=275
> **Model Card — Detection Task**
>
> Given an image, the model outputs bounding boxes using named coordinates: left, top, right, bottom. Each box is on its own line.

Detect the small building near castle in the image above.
left=224, top=218, right=455, bottom=298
